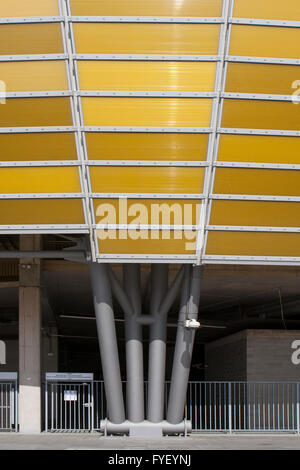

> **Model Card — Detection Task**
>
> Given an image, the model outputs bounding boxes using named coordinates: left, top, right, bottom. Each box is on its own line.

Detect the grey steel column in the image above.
left=123, top=264, right=144, bottom=423
left=89, top=262, right=125, bottom=424
left=147, top=264, right=169, bottom=423
left=167, top=266, right=202, bottom=424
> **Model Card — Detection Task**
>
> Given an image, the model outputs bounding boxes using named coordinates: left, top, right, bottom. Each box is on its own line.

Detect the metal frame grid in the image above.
left=195, top=0, right=232, bottom=265
left=0, top=0, right=299, bottom=265
left=66, top=0, right=226, bottom=262
left=59, top=0, right=97, bottom=260
left=200, top=0, right=233, bottom=264
left=200, top=0, right=300, bottom=267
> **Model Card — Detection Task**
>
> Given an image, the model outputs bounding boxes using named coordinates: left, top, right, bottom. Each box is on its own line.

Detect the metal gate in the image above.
left=45, top=373, right=93, bottom=432
left=0, top=373, right=18, bottom=432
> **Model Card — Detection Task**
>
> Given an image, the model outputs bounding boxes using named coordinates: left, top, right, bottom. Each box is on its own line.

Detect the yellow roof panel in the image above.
left=233, top=0, right=300, bottom=21
left=229, top=25, right=300, bottom=59
left=73, top=23, right=220, bottom=55
left=82, top=97, right=212, bottom=127
left=213, top=169, right=300, bottom=197
left=0, top=133, right=77, bottom=162
left=97, top=230, right=197, bottom=255
left=86, top=133, right=209, bottom=161
left=78, top=61, right=217, bottom=92
left=0, top=167, right=81, bottom=193
left=0, top=23, right=64, bottom=55
left=0, top=98, right=73, bottom=127
left=90, top=167, right=205, bottom=194
left=70, top=0, right=223, bottom=17
left=222, top=100, right=300, bottom=131
left=210, top=201, right=300, bottom=227
left=218, top=135, right=300, bottom=165
left=0, top=61, right=68, bottom=92
left=206, top=231, right=300, bottom=257
left=0, top=0, right=59, bottom=17
left=94, top=199, right=201, bottom=226
left=225, top=63, right=300, bottom=95
left=0, top=199, right=84, bottom=225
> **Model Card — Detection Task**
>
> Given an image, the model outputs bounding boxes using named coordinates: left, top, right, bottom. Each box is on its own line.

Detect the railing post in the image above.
left=297, top=383, right=300, bottom=435
left=228, top=382, right=232, bottom=434
left=45, top=378, right=48, bottom=432
left=91, top=380, right=94, bottom=433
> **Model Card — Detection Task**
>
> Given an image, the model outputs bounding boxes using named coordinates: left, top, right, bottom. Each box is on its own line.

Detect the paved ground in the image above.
left=0, top=433, right=299, bottom=450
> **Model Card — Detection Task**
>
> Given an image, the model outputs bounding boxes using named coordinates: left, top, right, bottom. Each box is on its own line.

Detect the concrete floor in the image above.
left=0, top=433, right=299, bottom=450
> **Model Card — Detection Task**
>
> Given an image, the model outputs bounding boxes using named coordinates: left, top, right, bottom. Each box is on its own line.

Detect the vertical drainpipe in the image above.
left=89, top=262, right=125, bottom=424
left=167, top=265, right=202, bottom=424
left=147, top=264, right=169, bottom=423
left=123, top=264, right=144, bottom=423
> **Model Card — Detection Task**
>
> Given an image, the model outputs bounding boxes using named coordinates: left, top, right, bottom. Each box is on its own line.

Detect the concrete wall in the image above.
left=205, top=329, right=300, bottom=382
left=205, top=331, right=247, bottom=381
left=0, top=336, right=58, bottom=376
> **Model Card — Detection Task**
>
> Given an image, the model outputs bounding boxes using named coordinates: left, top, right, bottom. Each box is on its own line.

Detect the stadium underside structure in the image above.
left=0, top=0, right=300, bottom=434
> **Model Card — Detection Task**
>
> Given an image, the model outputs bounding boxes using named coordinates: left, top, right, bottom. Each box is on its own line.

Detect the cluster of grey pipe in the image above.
left=89, top=262, right=201, bottom=436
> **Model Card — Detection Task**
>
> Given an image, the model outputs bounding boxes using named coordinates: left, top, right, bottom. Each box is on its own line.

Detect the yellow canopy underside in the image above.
left=1, top=1, right=300, bottom=259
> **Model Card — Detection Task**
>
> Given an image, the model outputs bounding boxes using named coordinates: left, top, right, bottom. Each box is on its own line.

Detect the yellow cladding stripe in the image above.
left=97, top=231, right=197, bottom=254
left=70, top=0, right=223, bottom=17
left=0, top=133, right=77, bottom=162
left=221, top=100, right=300, bottom=131
left=225, top=63, right=300, bottom=96
left=206, top=232, right=300, bottom=257
left=0, top=0, right=59, bottom=17
left=0, top=62, right=68, bottom=92
left=210, top=201, right=300, bottom=227
left=93, top=199, right=201, bottom=226
left=0, top=98, right=73, bottom=127
left=0, top=24, right=64, bottom=55
left=90, top=167, right=205, bottom=193
left=229, top=26, right=300, bottom=59
left=233, top=0, right=300, bottom=21
left=0, top=200, right=84, bottom=225
left=73, top=23, right=220, bottom=55
left=0, top=168, right=81, bottom=193
left=86, top=133, right=209, bottom=161
left=77, top=61, right=217, bottom=92
left=218, top=135, right=300, bottom=165
left=82, top=98, right=212, bottom=127
left=213, top=169, right=300, bottom=197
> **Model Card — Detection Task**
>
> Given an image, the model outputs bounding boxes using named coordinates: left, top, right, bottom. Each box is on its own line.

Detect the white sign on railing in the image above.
left=64, top=390, right=78, bottom=401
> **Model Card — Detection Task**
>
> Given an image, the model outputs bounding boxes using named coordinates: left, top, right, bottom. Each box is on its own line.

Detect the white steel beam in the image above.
left=195, top=0, right=233, bottom=265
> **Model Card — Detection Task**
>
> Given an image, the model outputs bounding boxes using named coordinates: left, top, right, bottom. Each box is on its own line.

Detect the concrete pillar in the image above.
left=18, top=235, right=41, bottom=433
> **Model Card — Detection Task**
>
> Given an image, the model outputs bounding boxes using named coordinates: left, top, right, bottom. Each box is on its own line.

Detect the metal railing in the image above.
left=185, top=382, right=300, bottom=433
left=45, top=380, right=300, bottom=433
left=0, top=382, right=17, bottom=432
